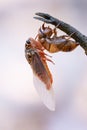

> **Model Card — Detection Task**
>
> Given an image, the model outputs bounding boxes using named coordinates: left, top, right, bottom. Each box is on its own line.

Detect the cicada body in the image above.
left=36, top=23, right=79, bottom=53
left=25, top=39, right=55, bottom=111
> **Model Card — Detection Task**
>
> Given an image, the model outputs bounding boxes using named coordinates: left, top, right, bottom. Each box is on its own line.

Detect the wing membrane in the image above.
left=31, top=51, right=55, bottom=111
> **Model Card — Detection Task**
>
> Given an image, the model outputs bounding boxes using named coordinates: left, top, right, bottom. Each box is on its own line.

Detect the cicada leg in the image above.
left=52, top=23, right=61, bottom=37
left=61, top=32, right=77, bottom=40
left=37, top=49, right=54, bottom=64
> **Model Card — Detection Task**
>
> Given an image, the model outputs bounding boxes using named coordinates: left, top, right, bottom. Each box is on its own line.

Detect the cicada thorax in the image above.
left=37, top=23, right=79, bottom=53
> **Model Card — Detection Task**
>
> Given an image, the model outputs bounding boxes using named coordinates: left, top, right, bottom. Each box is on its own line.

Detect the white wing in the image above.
left=33, top=75, right=55, bottom=111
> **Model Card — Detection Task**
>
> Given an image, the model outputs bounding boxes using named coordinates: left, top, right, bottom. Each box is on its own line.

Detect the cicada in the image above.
left=36, top=23, right=79, bottom=53
left=25, top=38, right=55, bottom=111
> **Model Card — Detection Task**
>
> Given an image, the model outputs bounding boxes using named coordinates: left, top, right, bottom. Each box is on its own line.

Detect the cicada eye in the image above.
left=25, top=39, right=31, bottom=49
left=26, top=39, right=31, bottom=44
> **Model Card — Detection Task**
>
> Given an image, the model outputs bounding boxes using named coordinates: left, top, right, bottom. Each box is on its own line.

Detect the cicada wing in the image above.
left=26, top=49, right=55, bottom=111
left=33, top=74, right=55, bottom=111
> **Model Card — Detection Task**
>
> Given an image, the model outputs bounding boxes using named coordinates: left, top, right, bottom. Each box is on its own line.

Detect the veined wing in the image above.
left=30, top=51, right=55, bottom=111
left=33, top=74, right=55, bottom=111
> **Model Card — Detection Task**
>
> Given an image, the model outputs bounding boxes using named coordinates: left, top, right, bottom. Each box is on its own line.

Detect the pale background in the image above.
left=0, top=0, right=87, bottom=130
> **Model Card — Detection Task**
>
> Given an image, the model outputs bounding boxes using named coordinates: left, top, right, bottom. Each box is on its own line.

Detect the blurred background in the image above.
left=0, top=0, right=87, bottom=130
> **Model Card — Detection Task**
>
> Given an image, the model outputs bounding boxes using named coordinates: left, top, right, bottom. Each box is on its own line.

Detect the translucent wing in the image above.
left=33, top=74, right=55, bottom=111
left=32, top=52, right=55, bottom=111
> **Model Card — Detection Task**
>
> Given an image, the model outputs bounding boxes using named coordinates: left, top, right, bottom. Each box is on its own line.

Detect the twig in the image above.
left=34, top=12, right=87, bottom=55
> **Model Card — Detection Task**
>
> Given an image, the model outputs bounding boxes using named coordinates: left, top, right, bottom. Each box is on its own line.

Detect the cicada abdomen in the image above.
left=25, top=40, right=55, bottom=111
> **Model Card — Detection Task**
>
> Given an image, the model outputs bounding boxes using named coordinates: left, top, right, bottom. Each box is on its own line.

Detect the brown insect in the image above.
left=36, top=23, right=79, bottom=53
left=25, top=38, right=55, bottom=111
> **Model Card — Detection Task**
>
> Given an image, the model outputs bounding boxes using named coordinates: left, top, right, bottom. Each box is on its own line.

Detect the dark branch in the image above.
left=34, top=12, right=87, bottom=55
